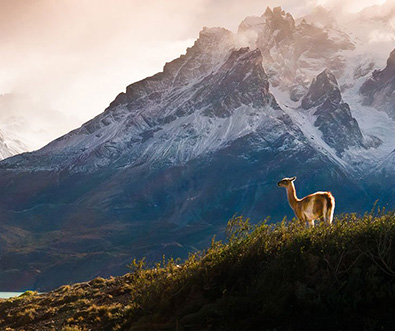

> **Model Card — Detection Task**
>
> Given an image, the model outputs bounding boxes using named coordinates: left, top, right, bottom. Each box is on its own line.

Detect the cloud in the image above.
left=0, top=0, right=203, bottom=148
left=0, top=0, right=392, bottom=149
left=314, top=0, right=387, bottom=13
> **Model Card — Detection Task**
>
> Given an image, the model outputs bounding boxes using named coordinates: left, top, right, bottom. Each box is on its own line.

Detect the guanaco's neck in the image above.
left=286, top=182, right=299, bottom=208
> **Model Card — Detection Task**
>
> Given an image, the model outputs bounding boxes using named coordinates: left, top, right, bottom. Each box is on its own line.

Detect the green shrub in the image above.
left=122, top=210, right=395, bottom=330
left=2, top=210, right=395, bottom=331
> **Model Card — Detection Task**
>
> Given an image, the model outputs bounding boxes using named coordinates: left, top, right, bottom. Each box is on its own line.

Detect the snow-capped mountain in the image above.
left=0, top=127, right=29, bottom=160
left=0, top=6, right=394, bottom=291
left=360, top=48, right=395, bottom=120
left=301, top=69, right=381, bottom=155
left=238, top=6, right=354, bottom=101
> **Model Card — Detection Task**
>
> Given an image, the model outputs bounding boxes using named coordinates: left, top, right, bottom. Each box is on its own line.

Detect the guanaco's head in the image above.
left=277, top=176, right=296, bottom=188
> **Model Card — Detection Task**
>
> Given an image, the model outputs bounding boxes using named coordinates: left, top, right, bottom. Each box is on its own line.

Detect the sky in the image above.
left=0, top=0, right=392, bottom=149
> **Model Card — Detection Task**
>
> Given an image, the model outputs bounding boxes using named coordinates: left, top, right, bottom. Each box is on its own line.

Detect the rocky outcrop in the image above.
left=360, top=48, right=395, bottom=120
left=301, top=69, right=341, bottom=110
left=237, top=6, right=354, bottom=99
left=302, top=69, right=370, bottom=155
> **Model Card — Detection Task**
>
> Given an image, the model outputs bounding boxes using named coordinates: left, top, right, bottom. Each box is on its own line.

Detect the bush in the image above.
left=1, top=210, right=395, bottom=330
left=122, top=210, right=395, bottom=330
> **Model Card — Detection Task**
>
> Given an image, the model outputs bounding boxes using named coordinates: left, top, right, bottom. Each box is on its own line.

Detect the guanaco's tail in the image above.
left=325, top=192, right=335, bottom=224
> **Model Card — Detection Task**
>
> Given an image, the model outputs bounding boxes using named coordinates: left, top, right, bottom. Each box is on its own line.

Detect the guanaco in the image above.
left=277, top=176, right=335, bottom=227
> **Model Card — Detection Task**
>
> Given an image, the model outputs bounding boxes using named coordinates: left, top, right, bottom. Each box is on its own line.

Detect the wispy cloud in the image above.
left=0, top=0, right=392, bottom=148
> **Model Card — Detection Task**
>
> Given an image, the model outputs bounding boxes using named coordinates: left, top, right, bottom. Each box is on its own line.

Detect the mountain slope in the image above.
left=360, top=48, right=395, bottom=120
left=301, top=69, right=374, bottom=155
left=2, top=28, right=238, bottom=172
left=0, top=128, right=28, bottom=160
left=0, top=7, right=392, bottom=291
left=0, top=48, right=362, bottom=291
left=238, top=6, right=354, bottom=101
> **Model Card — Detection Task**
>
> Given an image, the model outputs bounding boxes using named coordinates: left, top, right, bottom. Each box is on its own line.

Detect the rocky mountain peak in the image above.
left=360, top=48, right=395, bottom=119
left=107, top=27, right=235, bottom=112
left=193, top=27, right=234, bottom=53
left=261, top=6, right=295, bottom=41
left=5, top=46, right=279, bottom=172
left=238, top=5, right=353, bottom=100
left=301, top=69, right=341, bottom=110
left=199, top=47, right=279, bottom=117
left=237, top=6, right=295, bottom=50
left=301, top=69, right=373, bottom=155
left=263, top=7, right=273, bottom=17
left=238, top=7, right=295, bottom=33
left=387, top=48, right=395, bottom=68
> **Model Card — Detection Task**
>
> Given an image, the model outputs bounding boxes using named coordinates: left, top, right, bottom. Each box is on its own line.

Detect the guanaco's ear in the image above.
left=291, top=176, right=297, bottom=181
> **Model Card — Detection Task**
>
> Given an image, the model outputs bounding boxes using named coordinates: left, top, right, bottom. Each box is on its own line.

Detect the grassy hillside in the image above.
left=1, top=209, right=395, bottom=330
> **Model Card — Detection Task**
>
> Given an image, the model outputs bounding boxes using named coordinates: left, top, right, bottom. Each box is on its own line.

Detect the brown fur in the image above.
left=278, top=177, right=335, bottom=227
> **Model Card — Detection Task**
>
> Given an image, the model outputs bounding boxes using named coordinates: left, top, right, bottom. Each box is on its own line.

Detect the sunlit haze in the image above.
left=0, top=0, right=392, bottom=149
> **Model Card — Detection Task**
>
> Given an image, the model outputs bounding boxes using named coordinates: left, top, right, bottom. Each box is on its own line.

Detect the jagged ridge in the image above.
left=360, top=48, right=395, bottom=120
left=301, top=69, right=371, bottom=155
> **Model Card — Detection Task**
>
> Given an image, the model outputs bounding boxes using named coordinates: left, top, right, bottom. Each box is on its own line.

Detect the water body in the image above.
left=0, top=292, right=23, bottom=299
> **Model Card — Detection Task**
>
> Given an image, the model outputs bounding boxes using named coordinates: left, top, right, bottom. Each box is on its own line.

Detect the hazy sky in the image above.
left=0, top=0, right=391, bottom=149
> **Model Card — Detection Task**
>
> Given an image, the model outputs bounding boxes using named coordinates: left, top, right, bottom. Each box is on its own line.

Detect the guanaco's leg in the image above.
left=307, top=219, right=315, bottom=228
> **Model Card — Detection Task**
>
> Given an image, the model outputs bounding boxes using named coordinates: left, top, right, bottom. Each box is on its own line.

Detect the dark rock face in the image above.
left=258, top=6, right=296, bottom=47
left=238, top=7, right=354, bottom=96
left=193, top=48, right=278, bottom=117
left=360, top=48, right=395, bottom=119
left=302, top=69, right=366, bottom=155
left=314, top=100, right=364, bottom=154
left=301, top=69, right=341, bottom=109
